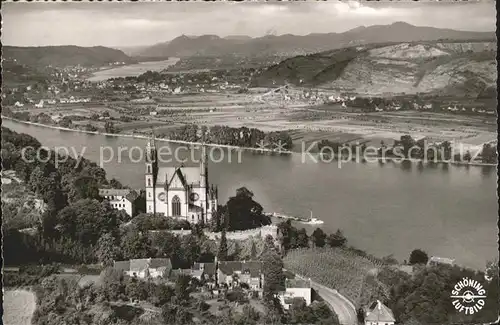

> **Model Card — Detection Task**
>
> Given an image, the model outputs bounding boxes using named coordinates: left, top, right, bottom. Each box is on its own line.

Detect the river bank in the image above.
left=1, top=116, right=292, bottom=155
left=3, top=116, right=495, bottom=167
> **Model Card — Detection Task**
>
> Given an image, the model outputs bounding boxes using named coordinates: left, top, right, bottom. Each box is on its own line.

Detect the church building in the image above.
left=145, top=136, right=218, bottom=224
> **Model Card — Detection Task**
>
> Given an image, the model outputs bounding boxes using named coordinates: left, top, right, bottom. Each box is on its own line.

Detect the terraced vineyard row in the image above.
left=283, top=247, right=384, bottom=305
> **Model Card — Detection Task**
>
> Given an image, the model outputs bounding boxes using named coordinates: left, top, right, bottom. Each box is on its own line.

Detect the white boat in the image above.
left=300, top=211, right=324, bottom=225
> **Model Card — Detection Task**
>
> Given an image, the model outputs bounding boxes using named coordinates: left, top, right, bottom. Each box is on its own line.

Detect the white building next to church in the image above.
left=144, top=136, right=218, bottom=224
left=99, top=188, right=139, bottom=217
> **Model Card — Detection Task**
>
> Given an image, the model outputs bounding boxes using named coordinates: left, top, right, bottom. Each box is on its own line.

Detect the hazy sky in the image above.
left=3, top=1, right=496, bottom=47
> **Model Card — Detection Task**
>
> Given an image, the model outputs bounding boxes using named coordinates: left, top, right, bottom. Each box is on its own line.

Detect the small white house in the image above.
left=365, top=300, right=395, bottom=325
left=279, top=278, right=312, bottom=310
left=34, top=100, right=44, bottom=108
left=113, top=258, right=172, bottom=279
left=99, top=188, right=139, bottom=217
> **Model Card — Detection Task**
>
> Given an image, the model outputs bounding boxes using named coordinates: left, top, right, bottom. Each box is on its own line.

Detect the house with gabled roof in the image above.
left=364, top=300, right=395, bottom=325
left=217, top=260, right=263, bottom=294
left=99, top=188, right=139, bottom=217
left=113, top=258, right=172, bottom=279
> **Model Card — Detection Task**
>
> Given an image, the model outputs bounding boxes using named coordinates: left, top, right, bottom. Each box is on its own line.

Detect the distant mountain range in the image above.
left=136, top=22, right=495, bottom=58
left=3, top=46, right=137, bottom=68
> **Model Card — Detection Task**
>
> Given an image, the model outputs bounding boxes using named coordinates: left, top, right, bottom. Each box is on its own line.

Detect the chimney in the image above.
left=377, top=300, right=382, bottom=310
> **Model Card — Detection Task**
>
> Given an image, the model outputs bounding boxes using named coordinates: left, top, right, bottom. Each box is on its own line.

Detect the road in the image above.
left=310, top=280, right=358, bottom=325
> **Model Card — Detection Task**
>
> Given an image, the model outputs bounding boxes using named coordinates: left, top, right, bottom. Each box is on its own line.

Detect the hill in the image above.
left=249, top=41, right=497, bottom=97
left=137, top=22, right=495, bottom=58
left=3, top=45, right=137, bottom=68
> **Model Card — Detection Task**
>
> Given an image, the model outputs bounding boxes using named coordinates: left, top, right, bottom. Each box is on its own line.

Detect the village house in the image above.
left=192, top=262, right=217, bottom=289
left=279, top=277, right=313, bottom=310
left=113, top=258, right=172, bottom=279
left=217, top=260, right=264, bottom=296
left=427, top=256, right=455, bottom=267
left=99, top=188, right=139, bottom=217
left=364, top=300, right=396, bottom=325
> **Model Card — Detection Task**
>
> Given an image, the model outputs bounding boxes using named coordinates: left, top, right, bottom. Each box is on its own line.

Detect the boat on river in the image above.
left=265, top=211, right=324, bottom=225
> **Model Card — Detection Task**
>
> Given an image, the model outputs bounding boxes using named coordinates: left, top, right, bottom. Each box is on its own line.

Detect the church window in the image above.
left=147, top=178, right=151, bottom=187
left=147, top=165, right=151, bottom=174
left=148, top=192, right=151, bottom=198
left=172, top=195, right=181, bottom=216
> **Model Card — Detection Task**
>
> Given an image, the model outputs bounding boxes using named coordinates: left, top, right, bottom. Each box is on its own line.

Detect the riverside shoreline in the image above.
left=2, top=116, right=496, bottom=167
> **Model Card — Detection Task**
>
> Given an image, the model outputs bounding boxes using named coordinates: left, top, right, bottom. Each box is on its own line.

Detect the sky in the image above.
left=2, top=1, right=496, bottom=47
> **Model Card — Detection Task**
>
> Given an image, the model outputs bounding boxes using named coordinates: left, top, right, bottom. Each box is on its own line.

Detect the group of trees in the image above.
left=278, top=220, right=347, bottom=253
left=2, top=127, right=130, bottom=266
left=211, top=187, right=272, bottom=232
left=374, top=263, right=499, bottom=325
left=318, top=135, right=497, bottom=164
left=167, top=124, right=293, bottom=150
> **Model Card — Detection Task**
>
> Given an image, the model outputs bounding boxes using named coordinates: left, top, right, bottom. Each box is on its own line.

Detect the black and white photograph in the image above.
left=1, top=1, right=498, bottom=325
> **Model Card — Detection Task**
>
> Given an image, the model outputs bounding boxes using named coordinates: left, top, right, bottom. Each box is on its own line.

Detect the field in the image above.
left=283, top=247, right=384, bottom=305
left=10, top=85, right=497, bottom=152
left=3, top=290, right=37, bottom=325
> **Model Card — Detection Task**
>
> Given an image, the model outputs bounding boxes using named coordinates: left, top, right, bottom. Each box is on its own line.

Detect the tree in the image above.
left=224, top=187, right=271, bottom=231
left=250, top=240, right=258, bottom=259
left=278, top=220, right=296, bottom=252
left=409, top=249, right=429, bottom=265
left=96, top=233, right=117, bottom=267
left=295, top=228, right=309, bottom=248
left=311, top=228, right=327, bottom=248
left=104, top=121, right=115, bottom=134
left=260, top=248, right=285, bottom=301
left=326, top=229, right=347, bottom=248
left=217, top=228, right=229, bottom=261
left=175, top=274, right=191, bottom=302
left=120, top=228, right=153, bottom=260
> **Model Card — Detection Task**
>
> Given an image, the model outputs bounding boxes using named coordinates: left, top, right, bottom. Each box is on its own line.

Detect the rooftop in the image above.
left=99, top=188, right=132, bottom=197
left=365, top=300, right=396, bottom=323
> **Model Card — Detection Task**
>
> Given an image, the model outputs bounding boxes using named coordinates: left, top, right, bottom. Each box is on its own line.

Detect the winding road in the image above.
left=310, top=280, right=358, bottom=325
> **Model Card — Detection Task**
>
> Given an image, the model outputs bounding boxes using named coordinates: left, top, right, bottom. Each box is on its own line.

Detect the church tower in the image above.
left=199, top=143, right=209, bottom=222
left=145, top=134, right=158, bottom=215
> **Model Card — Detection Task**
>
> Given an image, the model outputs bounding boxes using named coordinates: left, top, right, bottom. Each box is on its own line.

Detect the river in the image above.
left=86, top=58, right=180, bottom=82
left=3, top=119, right=497, bottom=269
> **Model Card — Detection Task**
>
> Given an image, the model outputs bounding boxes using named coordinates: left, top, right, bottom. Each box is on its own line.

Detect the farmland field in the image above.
left=3, top=289, right=37, bottom=325
left=283, top=247, right=383, bottom=305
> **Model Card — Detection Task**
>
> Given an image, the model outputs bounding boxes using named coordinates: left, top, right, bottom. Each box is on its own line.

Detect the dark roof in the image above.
left=150, top=258, right=172, bottom=269
left=219, top=260, right=262, bottom=277
left=125, top=190, right=139, bottom=203
left=189, top=204, right=203, bottom=212
left=130, top=258, right=150, bottom=272
left=286, top=278, right=311, bottom=288
left=241, top=261, right=262, bottom=277
left=99, top=188, right=132, bottom=197
left=114, top=260, right=131, bottom=272
left=219, top=261, right=242, bottom=275
left=168, top=168, right=188, bottom=189
left=203, top=263, right=216, bottom=276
